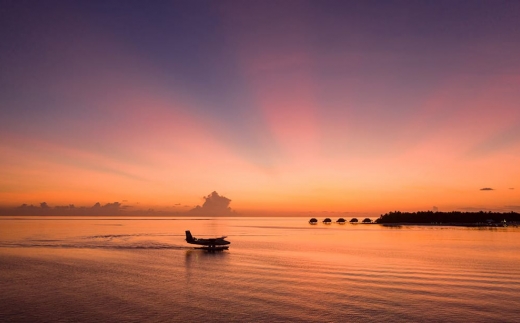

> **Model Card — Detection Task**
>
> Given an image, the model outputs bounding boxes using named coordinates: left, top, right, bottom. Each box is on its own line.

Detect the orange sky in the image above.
left=1, top=1, right=519, bottom=214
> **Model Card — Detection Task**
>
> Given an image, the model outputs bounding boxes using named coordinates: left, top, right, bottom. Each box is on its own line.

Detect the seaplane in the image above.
left=185, top=230, right=230, bottom=252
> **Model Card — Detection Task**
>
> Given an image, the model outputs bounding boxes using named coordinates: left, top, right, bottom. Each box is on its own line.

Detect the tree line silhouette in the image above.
left=375, top=211, right=520, bottom=224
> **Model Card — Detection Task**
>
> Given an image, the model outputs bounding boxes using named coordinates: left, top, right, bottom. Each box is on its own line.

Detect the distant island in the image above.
left=375, top=211, right=520, bottom=226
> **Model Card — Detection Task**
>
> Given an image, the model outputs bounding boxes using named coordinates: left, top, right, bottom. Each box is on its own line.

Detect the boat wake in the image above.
left=0, top=233, right=189, bottom=250
left=0, top=241, right=189, bottom=250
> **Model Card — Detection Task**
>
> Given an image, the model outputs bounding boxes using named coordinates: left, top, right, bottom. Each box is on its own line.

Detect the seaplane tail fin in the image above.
left=185, top=230, right=195, bottom=243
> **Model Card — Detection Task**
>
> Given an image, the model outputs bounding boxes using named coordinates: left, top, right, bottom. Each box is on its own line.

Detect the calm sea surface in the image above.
left=1, top=216, right=519, bottom=322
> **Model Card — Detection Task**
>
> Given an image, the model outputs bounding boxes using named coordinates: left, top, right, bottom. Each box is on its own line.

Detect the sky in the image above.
left=1, top=0, right=519, bottom=215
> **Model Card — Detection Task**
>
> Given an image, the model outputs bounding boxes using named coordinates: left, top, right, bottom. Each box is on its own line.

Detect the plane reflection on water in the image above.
left=185, top=230, right=230, bottom=252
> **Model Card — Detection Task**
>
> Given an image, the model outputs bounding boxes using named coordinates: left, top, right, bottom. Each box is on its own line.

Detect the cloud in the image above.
left=480, top=188, right=494, bottom=191
left=509, top=188, right=515, bottom=190
left=189, top=191, right=236, bottom=216
left=0, top=202, right=124, bottom=216
left=0, top=193, right=238, bottom=216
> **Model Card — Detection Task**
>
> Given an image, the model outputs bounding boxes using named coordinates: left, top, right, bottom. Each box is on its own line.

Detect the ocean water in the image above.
left=1, top=216, right=519, bottom=322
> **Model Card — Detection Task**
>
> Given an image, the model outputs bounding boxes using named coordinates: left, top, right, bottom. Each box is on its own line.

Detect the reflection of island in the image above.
left=375, top=211, right=519, bottom=226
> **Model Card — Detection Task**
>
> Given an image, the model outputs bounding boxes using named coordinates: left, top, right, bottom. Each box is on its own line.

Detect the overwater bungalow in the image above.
left=362, top=218, right=372, bottom=223
left=350, top=218, right=358, bottom=223
left=309, top=218, right=318, bottom=224
left=336, top=218, right=346, bottom=224
left=323, top=218, right=332, bottom=224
